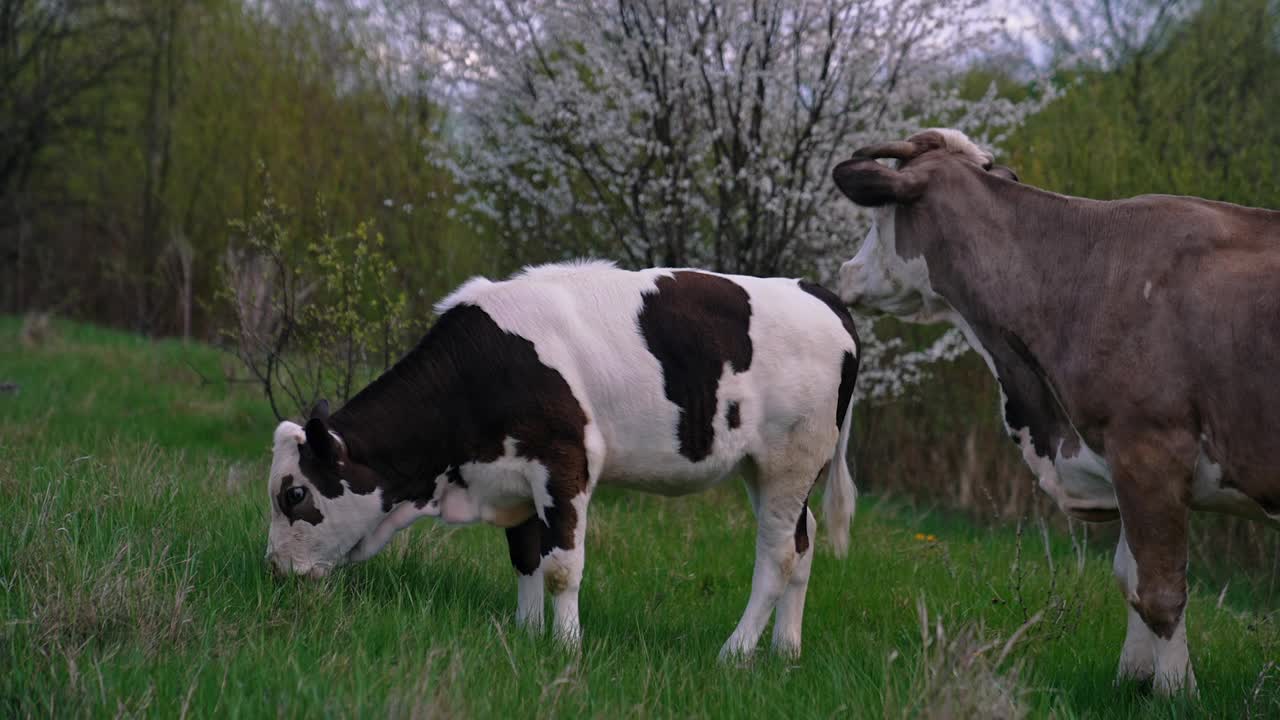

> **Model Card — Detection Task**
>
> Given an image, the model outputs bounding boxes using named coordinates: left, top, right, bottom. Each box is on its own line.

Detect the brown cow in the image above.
left=832, top=128, right=1280, bottom=695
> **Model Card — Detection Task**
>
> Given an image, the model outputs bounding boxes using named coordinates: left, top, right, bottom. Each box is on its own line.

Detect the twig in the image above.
left=995, top=610, right=1044, bottom=668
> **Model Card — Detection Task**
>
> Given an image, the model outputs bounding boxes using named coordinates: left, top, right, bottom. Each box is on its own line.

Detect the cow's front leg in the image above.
left=1113, top=530, right=1155, bottom=683
left=505, top=515, right=545, bottom=633
left=541, top=487, right=591, bottom=649
left=531, top=434, right=600, bottom=650
left=1109, top=427, right=1197, bottom=696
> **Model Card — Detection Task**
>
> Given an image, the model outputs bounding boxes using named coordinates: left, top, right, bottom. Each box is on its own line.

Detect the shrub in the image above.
left=219, top=166, right=410, bottom=420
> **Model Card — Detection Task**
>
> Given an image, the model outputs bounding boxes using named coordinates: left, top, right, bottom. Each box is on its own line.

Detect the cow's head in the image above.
left=833, top=128, right=1018, bottom=322
left=264, top=400, right=389, bottom=578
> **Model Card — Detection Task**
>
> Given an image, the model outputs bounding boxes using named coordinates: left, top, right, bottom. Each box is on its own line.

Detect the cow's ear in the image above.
left=309, top=399, right=330, bottom=422
left=303, top=417, right=336, bottom=462
left=832, top=157, right=927, bottom=207
left=989, top=164, right=1020, bottom=183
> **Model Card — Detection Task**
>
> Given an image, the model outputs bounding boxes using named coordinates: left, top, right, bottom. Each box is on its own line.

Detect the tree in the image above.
left=426, top=0, right=1043, bottom=401
left=1012, top=0, right=1280, bottom=209
left=0, top=0, right=139, bottom=309
left=427, top=0, right=1038, bottom=277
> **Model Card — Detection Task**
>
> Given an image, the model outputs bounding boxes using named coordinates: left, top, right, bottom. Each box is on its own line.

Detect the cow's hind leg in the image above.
left=506, top=515, right=545, bottom=633
left=720, top=439, right=828, bottom=661
left=1109, top=427, right=1198, bottom=696
left=771, top=501, right=816, bottom=658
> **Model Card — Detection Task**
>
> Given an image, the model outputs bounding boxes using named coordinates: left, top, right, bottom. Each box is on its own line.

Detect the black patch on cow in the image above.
left=984, top=326, right=1079, bottom=460
left=726, top=401, right=741, bottom=429
left=837, top=351, right=859, bottom=428
left=799, top=281, right=859, bottom=346
left=799, top=280, right=861, bottom=427
left=328, top=302, right=590, bottom=553
left=447, top=465, right=466, bottom=488
left=639, top=271, right=753, bottom=462
left=1256, top=492, right=1280, bottom=517
left=505, top=515, right=543, bottom=576
left=277, top=474, right=323, bottom=526
left=794, top=499, right=810, bottom=555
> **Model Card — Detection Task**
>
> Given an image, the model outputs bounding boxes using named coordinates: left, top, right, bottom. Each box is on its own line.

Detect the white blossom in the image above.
left=425, top=0, right=1048, bottom=400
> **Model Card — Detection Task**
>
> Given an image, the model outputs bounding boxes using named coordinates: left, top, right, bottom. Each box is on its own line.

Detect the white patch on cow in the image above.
left=1189, top=433, right=1279, bottom=525
left=1010, top=429, right=1115, bottom=518
left=1008, top=419, right=1117, bottom=520
left=1153, top=612, right=1197, bottom=696
left=922, top=127, right=994, bottom=167
left=516, top=567, right=545, bottom=633
left=838, top=206, right=950, bottom=322
left=265, top=421, right=388, bottom=576
left=1143, top=280, right=1153, bottom=300
left=347, top=499, right=436, bottom=562
left=424, top=438, right=545, bottom=527
left=433, top=274, right=496, bottom=314
left=1113, top=532, right=1155, bottom=682
left=1013, top=426, right=1057, bottom=489
left=1051, top=439, right=1117, bottom=517
left=1119, top=605, right=1157, bottom=683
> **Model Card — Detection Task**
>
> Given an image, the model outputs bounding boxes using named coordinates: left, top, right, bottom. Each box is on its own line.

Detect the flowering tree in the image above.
left=426, top=0, right=1043, bottom=401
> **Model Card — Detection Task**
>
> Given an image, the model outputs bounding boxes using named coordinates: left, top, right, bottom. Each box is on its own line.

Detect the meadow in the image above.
left=1, top=317, right=1277, bottom=718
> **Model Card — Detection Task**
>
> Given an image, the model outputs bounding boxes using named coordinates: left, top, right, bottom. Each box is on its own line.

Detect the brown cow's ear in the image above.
left=303, top=417, right=336, bottom=461
left=832, top=157, right=927, bottom=207
left=989, top=164, right=1020, bottom=183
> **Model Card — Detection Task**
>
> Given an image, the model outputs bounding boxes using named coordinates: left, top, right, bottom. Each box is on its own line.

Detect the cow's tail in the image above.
left=823, top=399, right=857, bottom=558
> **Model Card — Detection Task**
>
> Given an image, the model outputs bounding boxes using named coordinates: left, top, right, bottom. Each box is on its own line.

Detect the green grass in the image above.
left=1, top=317, right=1277, bottom=718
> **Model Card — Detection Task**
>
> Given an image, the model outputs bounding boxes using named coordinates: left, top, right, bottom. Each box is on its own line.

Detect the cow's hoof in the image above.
left=1153, top=668, right=1198, bottom=698
left=772, top=639, right=802, bottom=661
left=1114, top=661, right=1154, bottom=686
left=553, top=626, right=582, bottom=652
left=516, top=615, right=545, bottom=636
left=718, top=639, right=757, bottom=665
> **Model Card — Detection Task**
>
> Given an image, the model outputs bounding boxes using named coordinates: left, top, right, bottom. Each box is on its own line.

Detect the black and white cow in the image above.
left=266, top=260, right=860, bottom=658
left=832, top=128, right=1280, bottom=694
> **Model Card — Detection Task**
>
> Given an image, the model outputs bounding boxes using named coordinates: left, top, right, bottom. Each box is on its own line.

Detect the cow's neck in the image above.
left=328, top=331, right=461, bottom=506
left=918, top=178, right=1122, bottom=454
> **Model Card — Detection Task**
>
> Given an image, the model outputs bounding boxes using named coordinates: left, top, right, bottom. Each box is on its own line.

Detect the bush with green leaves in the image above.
left=219, top=170, right=410, bottom=421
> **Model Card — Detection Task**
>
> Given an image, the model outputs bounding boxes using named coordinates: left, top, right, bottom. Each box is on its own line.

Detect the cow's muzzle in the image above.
left=266, top=551, right=332, bottom=579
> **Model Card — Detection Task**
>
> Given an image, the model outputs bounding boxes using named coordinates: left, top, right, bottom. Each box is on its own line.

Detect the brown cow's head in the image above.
left=832, top=128, right=1018, bottom=322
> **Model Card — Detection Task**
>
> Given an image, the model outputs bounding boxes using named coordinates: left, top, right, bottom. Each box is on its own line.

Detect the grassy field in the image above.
left=1, top=318, right=1277, bottom=718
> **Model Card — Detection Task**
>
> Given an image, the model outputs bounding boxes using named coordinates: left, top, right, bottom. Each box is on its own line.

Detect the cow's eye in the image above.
left=285, top=486, right=307, bottom=507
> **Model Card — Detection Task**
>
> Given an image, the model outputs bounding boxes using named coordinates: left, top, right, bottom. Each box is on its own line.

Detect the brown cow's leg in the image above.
left=1108, top=427, right=1198, bottom=695
left=1113, top=530, right=1155, bottom=682
left=506, top=516, right=545, bottom=633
